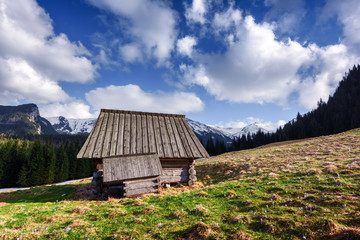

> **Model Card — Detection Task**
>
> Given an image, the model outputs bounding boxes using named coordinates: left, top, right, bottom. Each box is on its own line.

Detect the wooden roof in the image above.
left=103, top=154, right=162, bottom=182
left=77, top=109, right=209, bottom=159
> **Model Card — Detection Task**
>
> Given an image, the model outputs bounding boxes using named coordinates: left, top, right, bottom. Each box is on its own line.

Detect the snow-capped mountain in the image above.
left=189, top=120, right=269, bottom=145
left=46, top=116, right=97, bottom=135
left=46, top=116, right=269, bottom=145
left=186, top=118, right=233, bottom=145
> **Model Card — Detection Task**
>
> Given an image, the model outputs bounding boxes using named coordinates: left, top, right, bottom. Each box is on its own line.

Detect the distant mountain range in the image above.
left=48, top=115, right=267, bottom=145
left=0, top=104, right=56, bottom=136
left=0, top=104, right=268, bottom=144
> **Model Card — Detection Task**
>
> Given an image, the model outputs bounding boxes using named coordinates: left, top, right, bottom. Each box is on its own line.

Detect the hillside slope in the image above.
left=0, top=129, right=359, bottom=239
left=0, top=104, right=57, bottom=136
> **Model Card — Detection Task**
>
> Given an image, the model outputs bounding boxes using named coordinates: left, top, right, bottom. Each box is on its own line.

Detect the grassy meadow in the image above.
left=0, top=129, right=360, bottom=239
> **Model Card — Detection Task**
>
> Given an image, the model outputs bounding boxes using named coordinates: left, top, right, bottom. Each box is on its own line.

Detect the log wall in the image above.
left=160, top=159, right=196, bottom=184
left=123, top=176, right=160, bottom=196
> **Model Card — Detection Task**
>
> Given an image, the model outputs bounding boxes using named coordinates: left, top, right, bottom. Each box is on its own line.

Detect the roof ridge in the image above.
left=100, top=109, right=186, bottom=118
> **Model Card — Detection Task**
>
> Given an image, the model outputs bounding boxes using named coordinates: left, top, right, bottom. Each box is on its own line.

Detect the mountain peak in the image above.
left=0, top=103, right=57, bottom=136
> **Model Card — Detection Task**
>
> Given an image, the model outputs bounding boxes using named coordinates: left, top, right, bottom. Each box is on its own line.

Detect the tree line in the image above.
left=0, top=135, right=95, bottom=188
left=204, top=64, right=360, bottom=155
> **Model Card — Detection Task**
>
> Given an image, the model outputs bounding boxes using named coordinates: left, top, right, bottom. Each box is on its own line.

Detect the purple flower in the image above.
left=215, top=223, right=218, bottom=227
left=66, top=227, right=71, bottom=233
left=344, top=204, right=347, bottom=207
left=199, top=218, right=202, bottom=222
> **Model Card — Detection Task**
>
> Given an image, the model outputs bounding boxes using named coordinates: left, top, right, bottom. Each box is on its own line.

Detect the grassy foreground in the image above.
left=1, top=129, right=360, bottom=239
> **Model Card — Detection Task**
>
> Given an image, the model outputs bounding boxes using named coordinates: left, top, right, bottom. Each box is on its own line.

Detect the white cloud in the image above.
left=181, top=16, right=310, bottom=105
left=87, top=0, right=177, bottom=64
left=176, top=36, right=197, bottom=57
left=180, top=5, right=359, bottom=110
left=322, top=0, right=360, bottom=50
left=85, top=84, right=204, bottom=114
left=39, top=101, right=94, bottom=119
left=0, top=58, right=69, bottom=105
left=0, top=0, right=96, bottom=105
left=185, top=0, right=208, bottom=24
left=119, top=43, right=143, bottom=63
left=264, top=0, right=306, bottom=34
left=213, top=4, right=242, bottom=33
left=298, top=43, right=358, bottom=109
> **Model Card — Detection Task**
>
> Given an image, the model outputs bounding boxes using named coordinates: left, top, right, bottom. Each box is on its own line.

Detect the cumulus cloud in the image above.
left=298, top=43, right=358, bottom=109
left=0, top=58, right=69, bottom=105
left=85, top=84, right=204, bottom=114
left=179, top=5, right=359, bottom=110
left=176, top=36, right=197, bottom=57
left=39, top=101, right=94, bottom=119
left=322, top=0, right=360, bottom=50
left=119, top=43, right=143, bottom=63
left=213, top=4, right=242, bottom=33
left=264, top=0, right=306, bottom=35
left=87, top=0, right=177, bottom=64
left=181, top=16, right=310, bottom=105
left=185, top=0, right=208, bottom=24
left=0, top=0, right=96, bottom=105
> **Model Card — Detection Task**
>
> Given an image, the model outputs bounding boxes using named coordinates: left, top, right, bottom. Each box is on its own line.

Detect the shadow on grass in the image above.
left=0, top=183, right=104, bottom=203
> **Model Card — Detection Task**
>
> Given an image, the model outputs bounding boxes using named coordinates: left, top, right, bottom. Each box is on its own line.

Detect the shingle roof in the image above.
left=103, top=154, right=162, bottom=182
left=77, top=109, right=209, bottom=159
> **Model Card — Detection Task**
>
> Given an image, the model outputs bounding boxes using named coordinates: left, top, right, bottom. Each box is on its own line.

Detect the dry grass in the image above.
left=71, top=206, right=91, bottom=214
left=182, top=222, right=216, bottom=240
left=307, top=168, right=322, bottom=175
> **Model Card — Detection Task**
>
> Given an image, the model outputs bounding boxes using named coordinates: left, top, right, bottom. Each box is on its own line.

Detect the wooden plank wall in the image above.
left=103, top=154, right=162, bottom=183
left=77, top=109, right=209, bottom=159
left=123, top=177, right=160, bottom=196
left=160, top=159, right=190, bottom=183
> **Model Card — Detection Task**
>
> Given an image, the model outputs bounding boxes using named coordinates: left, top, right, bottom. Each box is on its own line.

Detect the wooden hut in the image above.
left=77, top=109, right=209, bottom=196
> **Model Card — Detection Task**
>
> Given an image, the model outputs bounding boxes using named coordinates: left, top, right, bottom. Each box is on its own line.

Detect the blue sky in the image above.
left=0, top=0, right=359, bottom=130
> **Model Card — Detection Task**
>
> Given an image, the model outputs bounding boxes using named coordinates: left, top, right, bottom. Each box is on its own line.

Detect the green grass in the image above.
left=1, top=129, right=360, bottom=239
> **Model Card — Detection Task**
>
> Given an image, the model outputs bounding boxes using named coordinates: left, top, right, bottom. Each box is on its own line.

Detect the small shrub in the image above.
left=109, top=208, right=127, bottom=218
left=228, top=215, right=251, bottom=224
left=323, top=165, right=338, bottom=174
left=182, top=222, right=216, bottom=240
left=228, top=231, right=253, bottom=240
left=307, top=168, right=322, bottom=175
left=195, top=191, right=209, bottom=197
left=71, top=206, right=91, bottom=214
left=142, top=205, right=157, bottom=214
left=225, top=190, right=237, bottom=198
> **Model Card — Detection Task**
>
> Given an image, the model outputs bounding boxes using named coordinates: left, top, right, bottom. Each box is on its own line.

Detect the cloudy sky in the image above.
left=0, top=0, right=359, bottom=130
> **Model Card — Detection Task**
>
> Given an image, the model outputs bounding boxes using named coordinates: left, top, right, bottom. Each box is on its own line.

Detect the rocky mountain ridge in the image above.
left=0, top=104, right=56, bottom=136
left=48, top=116, right=267, bottom=145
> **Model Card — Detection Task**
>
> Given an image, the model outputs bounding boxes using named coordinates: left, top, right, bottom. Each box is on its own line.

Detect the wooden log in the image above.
left=123, top=176, right=159, bottom=184
left=189, top=174, right=197, bottom=181
left=124, top=181, right=159, bottom=190
left=162, top=169, right=188, bottom=176
left=160, top=175, right=189, bottom=183
left=125, top=187, right=158, bottom=196
left=189, top=168, right=196, bottom=175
